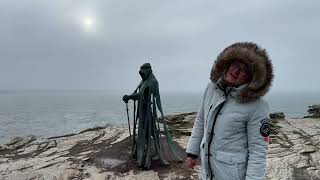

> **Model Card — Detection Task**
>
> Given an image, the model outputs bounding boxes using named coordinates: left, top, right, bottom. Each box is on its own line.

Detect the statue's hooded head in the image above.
left=139, top=63, right=152, bottom=81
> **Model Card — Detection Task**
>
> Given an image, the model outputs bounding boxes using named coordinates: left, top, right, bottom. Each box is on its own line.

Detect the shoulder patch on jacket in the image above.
left=260, top=118, right=271, bottom=138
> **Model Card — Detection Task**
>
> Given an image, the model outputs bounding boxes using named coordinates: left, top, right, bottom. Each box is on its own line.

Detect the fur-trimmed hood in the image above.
left=210, top=42, right=274, bottom=103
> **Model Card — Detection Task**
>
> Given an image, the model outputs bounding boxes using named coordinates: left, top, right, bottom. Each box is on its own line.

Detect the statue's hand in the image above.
left=122, top=95, right=129, bottom=103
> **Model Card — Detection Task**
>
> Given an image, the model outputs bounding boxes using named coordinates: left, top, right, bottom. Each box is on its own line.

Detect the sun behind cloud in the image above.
left=81, top=15, right=96, bottom=33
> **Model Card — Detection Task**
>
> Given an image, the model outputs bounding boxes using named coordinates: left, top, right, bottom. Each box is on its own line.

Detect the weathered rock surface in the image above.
left=1, top=112, right=320, bottom=179
left=0, top=135, right=36, bottom=151
left=267, top=117, right=320, bottom=179
left=0, top=119, right=198, bottom=180
left=163, top=112, right=197, bottom=137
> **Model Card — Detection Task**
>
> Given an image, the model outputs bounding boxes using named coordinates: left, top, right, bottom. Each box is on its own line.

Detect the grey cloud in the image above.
left=0, top=0, right=319, bottom=92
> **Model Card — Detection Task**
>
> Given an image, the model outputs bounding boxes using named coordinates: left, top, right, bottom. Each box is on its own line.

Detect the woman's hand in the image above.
left=186, top=157, right=197, bottom=169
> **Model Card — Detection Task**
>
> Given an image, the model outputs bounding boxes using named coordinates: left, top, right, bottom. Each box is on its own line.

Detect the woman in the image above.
left=186, top=42, right=274, bottom=180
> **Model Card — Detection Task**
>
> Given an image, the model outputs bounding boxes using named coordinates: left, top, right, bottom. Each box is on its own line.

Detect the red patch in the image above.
left=263, top=136, right=270, bottom=142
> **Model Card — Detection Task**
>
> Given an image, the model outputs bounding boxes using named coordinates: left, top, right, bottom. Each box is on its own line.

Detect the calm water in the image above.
left=0, top=91, right=319, bottom=144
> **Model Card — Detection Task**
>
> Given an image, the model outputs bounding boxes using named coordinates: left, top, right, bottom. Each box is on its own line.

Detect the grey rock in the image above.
left=298, top=147, right=317, bottom=154
left=306, top=104, right=320, bottom=118
left=270, top=112, right=285, bottom=119
left=6, top=137, right=24, bottom=146
left=97, top=158, right=125, bottom=168
left=5, top=135, right=36, bottom=150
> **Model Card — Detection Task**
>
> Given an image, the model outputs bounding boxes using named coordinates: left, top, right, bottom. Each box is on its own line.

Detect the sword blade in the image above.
left=126, top=103, right=132, bottom=141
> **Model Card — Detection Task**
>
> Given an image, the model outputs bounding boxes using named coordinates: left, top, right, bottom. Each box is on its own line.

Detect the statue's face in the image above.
left=139, top=68, right=151, bottom=80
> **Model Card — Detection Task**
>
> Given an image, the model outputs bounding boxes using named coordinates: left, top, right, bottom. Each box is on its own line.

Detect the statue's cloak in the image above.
left=132, top=73, right=182, bottom=169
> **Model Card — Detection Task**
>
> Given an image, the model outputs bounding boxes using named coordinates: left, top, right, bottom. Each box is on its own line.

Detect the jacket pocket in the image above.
left=237, top=162, right=247, bottom=180
left=212, top=151, right=248, bottom=180
left=215, top=151, right=247, bottom=164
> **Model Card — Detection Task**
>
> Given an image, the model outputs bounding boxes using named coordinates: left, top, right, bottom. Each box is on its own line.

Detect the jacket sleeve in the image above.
left=246, top=101, right=270, bottom=180
left=186, top=83, right=209, bottom=157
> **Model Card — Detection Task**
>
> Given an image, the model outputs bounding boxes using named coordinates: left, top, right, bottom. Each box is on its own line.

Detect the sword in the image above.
left=125, top=102, right=132, bottom=142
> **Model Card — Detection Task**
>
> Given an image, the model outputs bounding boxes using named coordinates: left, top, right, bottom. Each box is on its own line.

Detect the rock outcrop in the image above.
left=1, top=112, right=320, bottom=179
left=0, top=121, right=198, bottom=180
left=305, top=104, right=320, bottom=118
left=266, top=117, right=320, bottom=179
left=0, top=135, right=36, bottom=152
left=270, top=112, right=285, bottom=120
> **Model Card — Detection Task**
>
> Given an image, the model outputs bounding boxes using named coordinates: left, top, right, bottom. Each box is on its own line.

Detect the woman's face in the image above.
left=224, top=61, right=250, bottom=87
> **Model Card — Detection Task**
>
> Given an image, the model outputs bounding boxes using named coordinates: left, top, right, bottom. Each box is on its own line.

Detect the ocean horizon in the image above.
left=0, top=90, right=319, bottom=144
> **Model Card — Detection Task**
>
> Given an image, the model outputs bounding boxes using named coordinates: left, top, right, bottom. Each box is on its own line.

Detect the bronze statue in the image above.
left=123, top=63, right=182, bottom=169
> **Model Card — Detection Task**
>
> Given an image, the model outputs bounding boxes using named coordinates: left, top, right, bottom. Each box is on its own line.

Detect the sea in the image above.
left=0, top=90, right=319, bottom=144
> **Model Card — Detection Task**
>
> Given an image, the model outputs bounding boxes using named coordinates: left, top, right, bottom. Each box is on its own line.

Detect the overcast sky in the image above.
left=0, top=0, right=319, bottom=93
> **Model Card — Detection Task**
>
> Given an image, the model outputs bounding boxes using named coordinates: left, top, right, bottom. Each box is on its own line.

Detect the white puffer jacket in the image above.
left=186, top=42, right=274, bottom=180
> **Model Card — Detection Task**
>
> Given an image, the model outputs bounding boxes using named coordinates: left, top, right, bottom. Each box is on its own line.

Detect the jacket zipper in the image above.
left=207, top=88, right=232, bottom=180
left=207, top=102, right=225, bottom=179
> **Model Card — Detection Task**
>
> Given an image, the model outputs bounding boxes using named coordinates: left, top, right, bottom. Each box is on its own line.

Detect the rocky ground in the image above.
left=0, top=114, right=199, bottom=180
left=266, top=117, right=320, bottom=179
left=1, top=112, right=320, bottom=179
